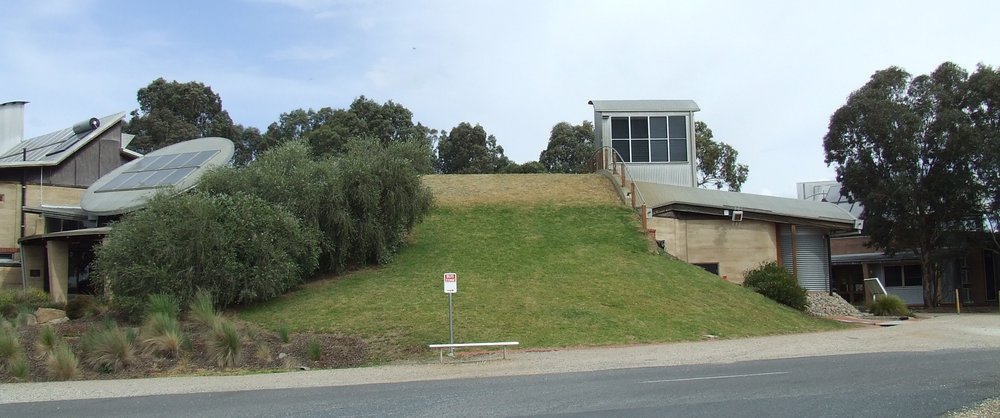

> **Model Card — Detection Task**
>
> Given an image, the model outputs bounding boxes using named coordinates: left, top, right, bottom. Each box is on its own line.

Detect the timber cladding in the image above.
left=649, top=217, right=778, bottom=283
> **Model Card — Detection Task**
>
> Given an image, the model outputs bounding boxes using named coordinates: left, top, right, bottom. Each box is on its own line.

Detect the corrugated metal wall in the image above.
left=625, top=164, right=693, bottom=187
left=779, top=225, right=830, bottom=291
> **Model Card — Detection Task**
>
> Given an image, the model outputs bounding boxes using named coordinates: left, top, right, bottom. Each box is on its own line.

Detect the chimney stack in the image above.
left=0, top=101, right=28, bottom=153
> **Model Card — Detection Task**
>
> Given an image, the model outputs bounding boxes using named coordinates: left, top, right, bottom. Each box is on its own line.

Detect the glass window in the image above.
left=611, top=117, right=629, bottom=139
left=884, top=265, right=903, bottom=287
left=630, top=117, right=649, bottom=139
left=669, top=138, right=687, bottom=162
left=649, top=117, right=667, bottom=138
left=650, top=140, right=669, bottom=162
left=631, top=140, right=650, bottom=162
left=668, top=116, right=687, bottom=139
left=903, top=265, right=922, bottom=286
left=612, top=140, right=630, bottom=162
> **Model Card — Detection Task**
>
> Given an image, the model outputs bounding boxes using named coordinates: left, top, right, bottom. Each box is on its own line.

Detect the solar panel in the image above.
left=95, top=150, right=218, bottom=193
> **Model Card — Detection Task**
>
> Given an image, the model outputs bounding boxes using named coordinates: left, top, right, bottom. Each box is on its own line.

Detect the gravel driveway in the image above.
left=1, top=313, right=997, bottom=405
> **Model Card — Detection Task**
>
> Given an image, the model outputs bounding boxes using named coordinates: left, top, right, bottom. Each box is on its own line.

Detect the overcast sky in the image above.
left=3, top=0, right=999, bottom=196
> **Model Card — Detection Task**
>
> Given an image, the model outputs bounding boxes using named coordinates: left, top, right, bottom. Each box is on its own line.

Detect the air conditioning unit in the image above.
left=731, top=210, right=743, bottom=222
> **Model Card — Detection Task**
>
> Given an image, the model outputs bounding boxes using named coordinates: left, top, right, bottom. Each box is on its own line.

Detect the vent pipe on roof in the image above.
left=72, top=117, right=100, bottom=134
left=0, top=101, right=27, bottom=153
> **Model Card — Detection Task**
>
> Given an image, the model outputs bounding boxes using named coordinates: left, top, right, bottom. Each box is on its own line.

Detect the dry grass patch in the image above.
left=422, top=174, right=620, bottom=208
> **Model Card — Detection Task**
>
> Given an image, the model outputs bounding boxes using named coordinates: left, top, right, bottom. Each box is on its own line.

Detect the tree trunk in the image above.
left=920, top=251, right=937, bottom=308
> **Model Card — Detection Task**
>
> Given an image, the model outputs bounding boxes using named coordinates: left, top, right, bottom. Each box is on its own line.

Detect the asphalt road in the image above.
left=3, top=349, right=998, bottom=418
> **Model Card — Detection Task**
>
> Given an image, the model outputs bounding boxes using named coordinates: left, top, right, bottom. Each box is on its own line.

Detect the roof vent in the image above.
left=71, top=117, right=100, bottom=134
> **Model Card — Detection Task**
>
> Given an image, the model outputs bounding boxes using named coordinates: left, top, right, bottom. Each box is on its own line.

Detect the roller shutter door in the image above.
left=779, top=225, right=830, bottom=292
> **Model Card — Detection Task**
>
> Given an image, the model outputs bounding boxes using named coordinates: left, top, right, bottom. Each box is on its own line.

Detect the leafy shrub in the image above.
left=0, top=304, right=15, bottom=320
left=198, top=139, right=432, bottom=274
left=36, top=326, right=59, bottom=358
left=80, top=324, right=134, bottom=372
left=869, top=295, right=910, bottom=316
left=145, top=294, right=180, bottom=320
left=140, top=313, right=183, bottom=358
left=13, top=288, right=50, bottom=306
left=742, top=262, right=808, bottom=311
left=46, top=344, right=78, bottom=380
left=66, top=295, right=96, bottom=320
left=306, top=338, right=322, bottom=361
left=189, top=290, right=219, bottom=328
left=207, top=319, right=242, bottom=368
left=93, top=192, right=320, bottom=311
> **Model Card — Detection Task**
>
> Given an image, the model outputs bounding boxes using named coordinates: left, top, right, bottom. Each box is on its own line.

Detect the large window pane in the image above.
left=631, top=140, right=650, bottom=162
left=669, top=138, right=687, bottom=162
left=612, top=139, right=630, bottom=162
left=668, top=115, right=687, bottom=139
left=650, top=140, right=669, bottom=162
left=630, top=117, right=649, bottom=139
left=611, top=117, right=629, bottom=139
left=903, top=265, right=922, bottom=286
left=649, top=117, right=667, bottom=138
left=884, top=265, right=903, bottom=287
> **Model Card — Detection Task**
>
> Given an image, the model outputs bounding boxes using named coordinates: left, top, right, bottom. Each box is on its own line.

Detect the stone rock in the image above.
left=278, top=352, right=288, bottom=360
left=35, top=308, right=68, bottom=324
left=805, top=292, right=864, bottom=317
left=22, top=314, right=37, bottom=326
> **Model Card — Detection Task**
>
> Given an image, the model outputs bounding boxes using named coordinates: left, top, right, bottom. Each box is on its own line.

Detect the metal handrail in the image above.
left=592, top=146, right=649, bottom=231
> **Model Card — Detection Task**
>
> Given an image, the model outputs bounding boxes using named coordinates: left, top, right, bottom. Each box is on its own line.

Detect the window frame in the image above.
left=882, top=264, right=922, bottom=287
left=607, top=113, right=690, bottom=164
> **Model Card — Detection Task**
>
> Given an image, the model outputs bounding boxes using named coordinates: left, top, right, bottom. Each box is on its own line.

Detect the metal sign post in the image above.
left=444, top=273, right=457, bottom=356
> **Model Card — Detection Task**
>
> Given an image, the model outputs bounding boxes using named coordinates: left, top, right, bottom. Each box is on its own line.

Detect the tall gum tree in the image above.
left=823, top=62, right=982, bottom=307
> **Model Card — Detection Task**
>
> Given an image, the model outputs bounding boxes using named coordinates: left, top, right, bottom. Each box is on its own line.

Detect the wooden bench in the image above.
left=428, top=342, right=519, bottom=362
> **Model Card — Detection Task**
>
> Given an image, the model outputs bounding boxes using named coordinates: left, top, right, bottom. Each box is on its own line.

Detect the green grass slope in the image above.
left=239, top=174, right=845, bottom=360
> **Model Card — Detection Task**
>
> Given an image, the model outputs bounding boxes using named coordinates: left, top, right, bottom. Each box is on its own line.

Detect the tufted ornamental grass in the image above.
left=869, top=295, right=910, bottom=316
left=306, top=338, right=322, bottom=362
left=46, top=344, right=78, bottom=380
left=145, top=294, right=181, bottom=320
left=140, top=313, right=184, bottom=359
left=0, top=325, right=24, bottom=373
left=35, top=326, right=59, bottom=359
left=80, top=324, right=135, bottom=373
left=189, top=290, right=220, bottom=329
left=10, top=356, right=29, bottom=379
left=277, top=324, right=290, bottom=344
left=207, top=319, right=242, bottom=368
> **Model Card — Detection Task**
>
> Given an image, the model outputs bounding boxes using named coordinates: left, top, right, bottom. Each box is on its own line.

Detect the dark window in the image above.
left=669, top=138, right=687, bottom=162
left=694, top=263, right=720, bottom=275
left=630, top=117, right=649, bottom=139
left=631, top=140, right=650, bottom=162
left=650, top=140, right=669, bottom=162
left=649, top=117, right=668, bottom=138
left=612, top=140, right=630, bottom=162
left=611, top=117, right=629, bottom=139
left=607, top=115, right=688, bottom=163
left=903, top=264, right=922, bottom=286
left=884, top=265, right=903, bottom=287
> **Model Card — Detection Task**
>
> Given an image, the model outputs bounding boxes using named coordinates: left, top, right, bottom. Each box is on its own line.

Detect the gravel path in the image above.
left=1, top=313, right=997, bottom=405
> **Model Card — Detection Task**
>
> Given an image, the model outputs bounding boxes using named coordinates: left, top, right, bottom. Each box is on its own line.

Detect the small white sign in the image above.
left=444, top=272, right=457, bottom=294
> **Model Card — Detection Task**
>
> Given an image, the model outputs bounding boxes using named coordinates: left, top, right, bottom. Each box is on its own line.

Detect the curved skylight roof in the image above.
left=81, top=137, right=234, bottom=216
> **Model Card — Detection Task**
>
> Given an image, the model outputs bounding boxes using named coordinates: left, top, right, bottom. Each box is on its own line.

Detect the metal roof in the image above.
left=80, top=136, right=235, bottom=216
left=589, top=100, right=700, bottom=113
left=0, top=112, right=126, bottom=167
left=635, top=181, right=858, bottom=229
left=831, top=251, right=918, bottom=265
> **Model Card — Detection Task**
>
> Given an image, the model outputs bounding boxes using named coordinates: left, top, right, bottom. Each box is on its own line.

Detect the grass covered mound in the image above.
left=240, top=174, right=845, bottom=361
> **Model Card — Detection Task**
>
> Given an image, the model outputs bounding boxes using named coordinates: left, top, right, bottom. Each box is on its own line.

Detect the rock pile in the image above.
left=806, top=292, right=864, bottom=317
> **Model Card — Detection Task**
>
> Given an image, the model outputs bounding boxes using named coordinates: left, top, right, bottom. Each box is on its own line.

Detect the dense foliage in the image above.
left=742, top=262, right=808, bottom=311
left=823, top=62, right=999, bottom=306
left=695, top=121, right=749, bottom=191
left=124, top=78, right=262, bottom=164
left=93, top=192, right=320, bottom=318
left=436, top=122, right=511, bottom=173
left=539, top=121, right=596, bottom=173
left=198, top=139, right=432, bottom=273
